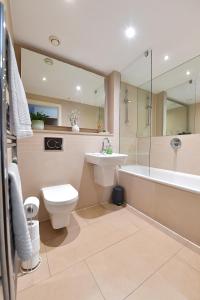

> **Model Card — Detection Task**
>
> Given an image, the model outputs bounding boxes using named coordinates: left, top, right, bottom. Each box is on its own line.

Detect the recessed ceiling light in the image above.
left=125, top=26, right=136, bottom=39
left=164, top=55, right=169, bottom=61
left=76, top=85, right=81, bottom=91
left=42, top=77, right=47, bottom=81
left=186, top=70, right=191, bottom=76
left=49, top=35, right=61, bottom=47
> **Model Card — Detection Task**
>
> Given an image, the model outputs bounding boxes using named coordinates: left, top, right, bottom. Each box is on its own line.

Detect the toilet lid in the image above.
left=42, top=184, right=78, bottom=205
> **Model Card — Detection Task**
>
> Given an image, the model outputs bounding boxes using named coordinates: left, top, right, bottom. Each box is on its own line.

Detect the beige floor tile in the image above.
left=87, top=229, right=182, bottom=300
left=76, top=204, right=113, bottom=224
left=125, top=206, right=152, bottom=229
left=126, top=272, right=187, bottom=300
left=40, top=220, right=68, bottom=243
left=77, top=204, right=149, bottom=230
left=177, top=247, right=200, bottom=272
left=17, top=244, right=50, bottom=292
left=101, top=201, right=127, bottom=212
left=40, top=211, right=86, bottom=243
left=72, top=210, right=88, bottom=228
left=44, top=213, right=139, bottom=275
left=17, top=262, right=104, bottom=300
left=158, top=257, right=200, bottom=300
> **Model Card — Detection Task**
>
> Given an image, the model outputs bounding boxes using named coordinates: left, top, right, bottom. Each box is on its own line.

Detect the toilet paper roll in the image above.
left=31, top=237, right=40, bottom=254
left=21, top=252, right=40, bottom=271
left=24, top=197, right=40, bottom=218
left=27, top=220, right=40, bottom=240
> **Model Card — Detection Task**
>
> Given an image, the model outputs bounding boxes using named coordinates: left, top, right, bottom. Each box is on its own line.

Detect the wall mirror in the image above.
left=148, top=57, right=199, bottom=137
left=121, top=51, right=200, bottom=137
left=21, top=48, right=106, bottom=132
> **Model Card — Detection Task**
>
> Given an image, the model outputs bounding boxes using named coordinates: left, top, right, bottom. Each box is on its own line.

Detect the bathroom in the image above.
left=1, top=0, right=200, bottom=299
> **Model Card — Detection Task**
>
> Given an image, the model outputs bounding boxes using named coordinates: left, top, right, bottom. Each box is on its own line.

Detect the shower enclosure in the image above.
left=120, top=51, right=200, bottom=174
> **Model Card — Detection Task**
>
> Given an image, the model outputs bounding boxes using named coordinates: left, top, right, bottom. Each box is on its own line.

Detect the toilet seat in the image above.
left=42, top=184, right=78, bottom=206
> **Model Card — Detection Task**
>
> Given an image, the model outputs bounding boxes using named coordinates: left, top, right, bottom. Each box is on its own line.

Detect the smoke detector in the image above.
left=49, top=35, right=61, bottom=47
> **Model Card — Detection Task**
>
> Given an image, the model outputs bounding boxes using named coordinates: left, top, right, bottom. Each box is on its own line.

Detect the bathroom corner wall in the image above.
left=137, top=134, right=200, bottom=175
left=106, top=71, right=120, bottom=151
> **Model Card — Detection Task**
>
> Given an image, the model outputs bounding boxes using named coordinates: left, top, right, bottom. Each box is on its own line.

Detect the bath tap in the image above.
left=101, top=137, right=111, bottom=153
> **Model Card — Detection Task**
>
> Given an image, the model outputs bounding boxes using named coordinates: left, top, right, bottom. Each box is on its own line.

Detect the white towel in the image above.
left=7, top=34, right=33, bottom=138
left=8, top=163, right=32, bottom=261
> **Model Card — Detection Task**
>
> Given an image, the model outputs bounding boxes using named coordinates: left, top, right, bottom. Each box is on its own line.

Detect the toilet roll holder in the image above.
left=20, top=198, right=41, bottom=274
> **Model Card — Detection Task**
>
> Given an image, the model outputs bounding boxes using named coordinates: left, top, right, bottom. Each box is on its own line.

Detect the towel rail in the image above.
left=0, top=3, right=17, bottom=300
left=7, top=143, right=16, bottom=148
left=6, top=134, right=16, bottom=141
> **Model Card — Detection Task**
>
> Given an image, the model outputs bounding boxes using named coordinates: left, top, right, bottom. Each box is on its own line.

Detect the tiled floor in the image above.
left=17, top=203, right=200, bottom=300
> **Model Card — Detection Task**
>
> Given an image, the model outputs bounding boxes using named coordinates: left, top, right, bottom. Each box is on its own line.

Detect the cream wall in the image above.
left=18, top=132, right=115, bottom=221
left=189, top=102, right=200, bottom=133
left=106, top=71, right=120, bottom=151
left=166, top=106, right=188, bottom=135
left=27, top=93, right=104, bottom=130
left=137, top=134, right=200, bottom=175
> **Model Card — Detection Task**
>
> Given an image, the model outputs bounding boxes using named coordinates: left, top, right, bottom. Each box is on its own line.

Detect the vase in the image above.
left=72, top=124, right=80, bottom=132
left=32, top=120, right=44, bottom=130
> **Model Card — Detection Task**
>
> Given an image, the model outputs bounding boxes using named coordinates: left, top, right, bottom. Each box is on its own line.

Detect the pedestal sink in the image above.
left=85, top=153, right=128, bottom=186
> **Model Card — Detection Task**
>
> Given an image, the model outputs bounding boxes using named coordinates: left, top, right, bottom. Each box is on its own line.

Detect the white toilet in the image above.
left=42, top=184, right=79, bottom=229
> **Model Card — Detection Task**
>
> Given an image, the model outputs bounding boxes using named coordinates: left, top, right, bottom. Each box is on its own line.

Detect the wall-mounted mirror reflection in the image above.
left=121, top=53, right=200, bottom=137
left=21, top=48, right=106, bottom=132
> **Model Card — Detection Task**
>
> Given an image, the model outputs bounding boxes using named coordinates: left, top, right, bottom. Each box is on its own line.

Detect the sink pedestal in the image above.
left=94, top=165, right=116, bottom=187
left=85, top=153, right=128, bottom=187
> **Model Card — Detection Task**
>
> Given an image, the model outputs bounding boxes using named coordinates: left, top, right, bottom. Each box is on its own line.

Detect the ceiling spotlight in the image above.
left=186, top=70, right=191, bottom=76
left=125, top=26, right=136, bottom=39
left=44, top=57, right=54, bottom=66
left=164, top=55, right=169, bottom=61
left=49, top=35, right=61, bottom=47
left=76, top=85, right=81, bottom=91
left=42, top=77, right=47, bottom=81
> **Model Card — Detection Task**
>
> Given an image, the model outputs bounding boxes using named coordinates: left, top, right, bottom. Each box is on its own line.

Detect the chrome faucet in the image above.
left=101, top=137, right=111, bottom=153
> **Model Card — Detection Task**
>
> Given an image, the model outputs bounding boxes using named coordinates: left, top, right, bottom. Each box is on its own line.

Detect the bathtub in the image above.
left=118, top=165, right=200, bottom=246
left=120, top=165, right=200, bottom=194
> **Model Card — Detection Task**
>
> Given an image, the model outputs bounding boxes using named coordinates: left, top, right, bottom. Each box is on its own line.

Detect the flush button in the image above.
left=44, top=137, right=63, bottom=151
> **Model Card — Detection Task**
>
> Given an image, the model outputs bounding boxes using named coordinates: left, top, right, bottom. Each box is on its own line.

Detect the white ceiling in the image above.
left=10, top=0, right=200, bottom=78
left=167, top=100, right=183, bottom=111
left=21, top=48, right=105, bottom=107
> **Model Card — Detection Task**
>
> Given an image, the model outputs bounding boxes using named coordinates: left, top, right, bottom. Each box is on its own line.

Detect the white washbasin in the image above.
left=85, top=152, right=128, bottom=187
left=85, top=153, right=128, bottom=166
